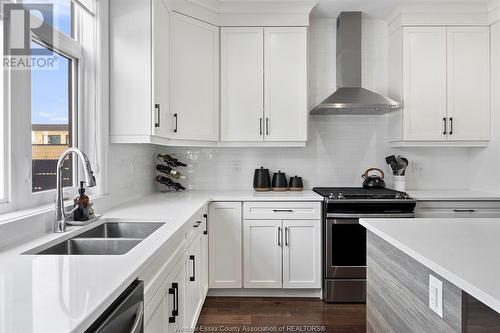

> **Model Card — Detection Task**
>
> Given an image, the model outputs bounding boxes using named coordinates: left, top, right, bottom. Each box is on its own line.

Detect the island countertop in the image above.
left=360, top=217, right=500, bottom=314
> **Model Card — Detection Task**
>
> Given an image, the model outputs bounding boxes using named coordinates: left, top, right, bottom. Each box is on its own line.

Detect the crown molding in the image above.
left=385, top=2, right=491, bottom=32
left=490, top=0, right=500, bottom=24
left=186, top=0, right=317, bottom=14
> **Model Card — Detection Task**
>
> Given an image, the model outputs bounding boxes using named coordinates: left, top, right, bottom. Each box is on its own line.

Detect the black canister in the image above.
left=253, top=167, right=271, bottom=192
left=272, top=171, right=288, bottom=191
left=289, top=176, right=303, bottom=191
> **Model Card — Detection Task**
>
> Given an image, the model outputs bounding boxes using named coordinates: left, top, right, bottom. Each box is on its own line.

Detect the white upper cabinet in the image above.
left=220, top=27, right=264, bottom=142
left=152, top=0, right=172, bottom=138
left=264, top=27, right=308, bottom=142
left=447, top=27, right=490, bottom=141
left=110, top=0, right=172, bottom=142
left=170, top=13, right=219, bottom=141
left=402, top=27, right=447, bottom=141
left=220, top=27, right=308, bottom=144
left=389, top=26, right=490, bottom=146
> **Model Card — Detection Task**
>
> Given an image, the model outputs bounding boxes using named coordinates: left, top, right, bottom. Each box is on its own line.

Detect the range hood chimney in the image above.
left=310, top=12, right=402, bottom=115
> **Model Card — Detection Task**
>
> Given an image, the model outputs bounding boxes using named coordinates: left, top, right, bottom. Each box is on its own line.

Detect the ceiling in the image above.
left=310, top=0, right=492, bottom=18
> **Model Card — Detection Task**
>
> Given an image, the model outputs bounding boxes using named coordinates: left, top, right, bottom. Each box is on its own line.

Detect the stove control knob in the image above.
left=336, top=193, right=345, bottom=200
left=395, top=193, right=409, bottom=199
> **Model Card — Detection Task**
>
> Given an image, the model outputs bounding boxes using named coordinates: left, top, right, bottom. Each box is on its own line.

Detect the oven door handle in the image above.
left=327, top=213, right=415, bottom=219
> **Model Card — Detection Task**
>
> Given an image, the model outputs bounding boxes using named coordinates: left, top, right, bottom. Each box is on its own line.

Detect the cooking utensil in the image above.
left=396, top=156, right=408, bottom=176
left=361, top=168, right=386, bottom=189
left=386, top=155, right=398, bottom=175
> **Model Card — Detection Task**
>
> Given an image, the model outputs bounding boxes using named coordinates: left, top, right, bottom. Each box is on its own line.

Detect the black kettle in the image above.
left=362, top=168, right=386, bottom=189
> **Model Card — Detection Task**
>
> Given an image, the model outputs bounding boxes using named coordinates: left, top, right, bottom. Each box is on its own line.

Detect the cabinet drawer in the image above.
left=243, top=202, right=321, bottom=220
left=416, top=201, right=500, bottom=218
left=187, top=205, right=208, bottom=246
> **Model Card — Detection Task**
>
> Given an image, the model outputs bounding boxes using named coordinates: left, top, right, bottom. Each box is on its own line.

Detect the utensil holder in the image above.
left=393, top=175, right=406, bottom=192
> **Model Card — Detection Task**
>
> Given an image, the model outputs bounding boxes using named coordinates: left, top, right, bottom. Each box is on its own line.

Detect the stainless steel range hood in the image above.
left=310, top=12, right=402, bottom=115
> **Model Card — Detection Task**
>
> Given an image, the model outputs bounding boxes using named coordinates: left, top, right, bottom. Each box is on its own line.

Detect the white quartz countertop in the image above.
left=407, top=189, right=500, bottom=201
left=0, top=190, right=322, bottom=333
left=360, top=217, right=500, bottom=314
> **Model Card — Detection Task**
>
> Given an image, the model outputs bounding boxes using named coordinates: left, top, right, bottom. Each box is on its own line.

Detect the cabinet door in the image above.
left=152, top=0, right=171, bottom=138
left=171, top=13, right=219, bottom=141
left=402, top=27, right=447, bottom=141
left=221, top=27, right=264, bottom=142
left=144, top=256, right=186, bottom=333
left=264, top=27, right=307, bottom=142
left=201, top=215, right=209, bottom=296
left=447, top=27, right=490, bottom=141
left=282, top=220, right=321, bottom=289
left=186, top=234, right=204, bottom=329
left=208, top=202, right=243, bottom=288
left=243, top=220, right=283, bottom=288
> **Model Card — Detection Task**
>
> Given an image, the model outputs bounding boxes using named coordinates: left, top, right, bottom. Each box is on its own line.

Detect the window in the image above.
left=0, top=0, right=103, bottom=213
left=31, top=42, right=75, bottom=192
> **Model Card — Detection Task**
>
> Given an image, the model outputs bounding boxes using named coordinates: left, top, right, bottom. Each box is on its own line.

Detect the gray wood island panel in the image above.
left=367, top=231, right=500, bottom=333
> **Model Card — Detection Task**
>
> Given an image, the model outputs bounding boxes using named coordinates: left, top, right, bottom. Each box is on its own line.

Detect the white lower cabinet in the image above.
left=243, top=220, right=283, bottom=288
left=145, top=256, right=187, bottom=333
left=208, top=202, right=243, bottom=288
left=186, top=232, right=205, bottom=328
left=144, top=210, right=209, bottom=332
left=282, top=220, right=321, bottom=289
left=243, top=203, right=321, bottom=289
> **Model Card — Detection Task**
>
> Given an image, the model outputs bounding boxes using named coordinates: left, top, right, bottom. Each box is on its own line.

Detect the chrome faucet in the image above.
left=54, top=147, right=96, bottom=233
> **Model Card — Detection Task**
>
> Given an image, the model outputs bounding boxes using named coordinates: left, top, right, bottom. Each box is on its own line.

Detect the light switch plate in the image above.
left=429, top=274, right=443, bottom=318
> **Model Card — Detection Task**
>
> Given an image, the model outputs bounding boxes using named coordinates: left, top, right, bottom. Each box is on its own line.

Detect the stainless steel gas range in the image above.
left=313, top=187, right=416, bottom=303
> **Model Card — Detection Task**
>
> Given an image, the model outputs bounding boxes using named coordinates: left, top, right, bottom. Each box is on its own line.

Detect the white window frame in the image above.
left=0, top=0, right=106, bottom=215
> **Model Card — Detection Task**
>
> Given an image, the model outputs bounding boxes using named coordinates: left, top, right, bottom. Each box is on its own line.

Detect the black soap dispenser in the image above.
left=73, top=181, right=90, bottom=221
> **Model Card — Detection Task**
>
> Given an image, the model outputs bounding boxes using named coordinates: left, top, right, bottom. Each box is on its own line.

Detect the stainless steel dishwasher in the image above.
left=85, top=280, right=144, bottom=333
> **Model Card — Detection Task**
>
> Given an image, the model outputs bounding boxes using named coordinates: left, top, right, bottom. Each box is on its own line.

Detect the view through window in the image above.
left=30, top=0, right=75, bottom=193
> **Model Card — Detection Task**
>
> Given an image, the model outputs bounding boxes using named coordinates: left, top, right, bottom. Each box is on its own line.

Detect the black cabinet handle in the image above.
left=172, top=283, right=179, bottom=316
left=273, top=209, right=293, bottom=213
left=453, top=209, right=476, bottom=213
left=277, top=227, right=281, bottom=246
left=266, top=118, right=270, bottom=135
left=285, top=227, right=289, bottom=246
left=203, top=213, right=208, bottom=235
left=449, top=117, right=453, bottom=135
left=259, top=118, right=263, bottom=136
left=174, top=113, right=178, bottom=133
left=193, top=221, right=201, bottom=228
left=168, top=285, right=176, bottom=323
left=190, top=255, right=196, bottom=282
left=154, top=104, right=160, bottom=128
left=443, top=117, right=447, bottom=135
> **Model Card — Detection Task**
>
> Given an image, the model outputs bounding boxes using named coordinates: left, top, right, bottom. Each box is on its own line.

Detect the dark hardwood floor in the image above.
left=196, top=297, right=366, bottom=333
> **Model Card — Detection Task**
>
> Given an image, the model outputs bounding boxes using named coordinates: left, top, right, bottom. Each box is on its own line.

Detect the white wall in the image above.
left=165, top=17, right=489, bottom=192
left=166, top=18, right=392, bottom=190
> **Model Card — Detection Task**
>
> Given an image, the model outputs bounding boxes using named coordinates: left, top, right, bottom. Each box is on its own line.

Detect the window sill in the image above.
left=0, top=193, right=110, bottom=226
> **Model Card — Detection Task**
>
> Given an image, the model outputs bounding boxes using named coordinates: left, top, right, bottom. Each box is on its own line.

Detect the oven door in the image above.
left=325, top=217, right=366, bottom=279
left=325, top=213, right=414, bottom=279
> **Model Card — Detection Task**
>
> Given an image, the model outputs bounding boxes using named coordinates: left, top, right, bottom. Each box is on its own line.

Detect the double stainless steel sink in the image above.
left=25, top=222, right=164, bottom=255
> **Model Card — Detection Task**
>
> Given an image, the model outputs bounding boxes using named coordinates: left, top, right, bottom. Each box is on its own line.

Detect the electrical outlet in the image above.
left=429, top=274, right=443, bottom=318
left=231, top=160, right=241, bottom=174
left=411, top=160, right=425, bottom=173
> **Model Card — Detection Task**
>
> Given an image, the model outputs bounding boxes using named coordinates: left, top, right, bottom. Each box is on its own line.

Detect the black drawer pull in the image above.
left=273, top=209, right=293, bottom=213
left=203, top=214, right=208, bottom=235
left=168, top=284, right=177, bottom=323
left=453, top=209, right=476, bottom=213
left=190, top=255, right=196, bottom=282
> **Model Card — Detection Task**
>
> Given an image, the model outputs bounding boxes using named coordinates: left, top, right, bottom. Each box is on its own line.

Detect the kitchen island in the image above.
left=360, top=218, right=500, bottom=332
